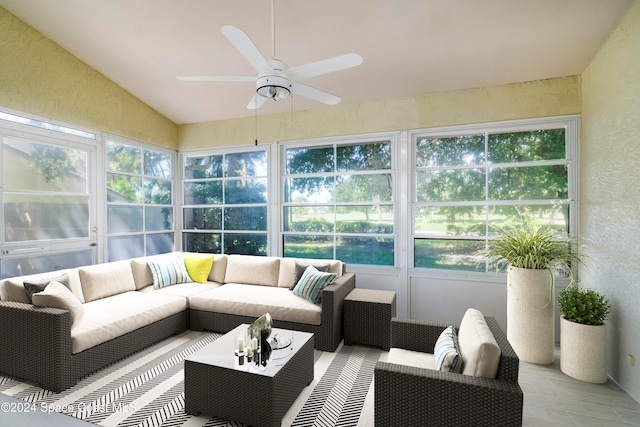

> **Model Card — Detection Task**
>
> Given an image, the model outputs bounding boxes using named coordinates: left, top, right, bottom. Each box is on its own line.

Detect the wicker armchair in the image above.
left=374, top=316, right=523, bottom=427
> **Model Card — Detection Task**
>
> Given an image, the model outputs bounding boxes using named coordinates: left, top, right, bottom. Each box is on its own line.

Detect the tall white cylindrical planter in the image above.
left=507, top=266, right=555, bottom=364
left=560, top=317, right=607, bottom=383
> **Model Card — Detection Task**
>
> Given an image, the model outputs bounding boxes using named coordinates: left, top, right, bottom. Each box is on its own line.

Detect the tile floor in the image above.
left=520, top=349, right=640, bottom=426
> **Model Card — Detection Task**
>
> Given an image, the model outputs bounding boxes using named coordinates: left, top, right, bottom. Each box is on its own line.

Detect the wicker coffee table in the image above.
left=184, top=324, right=314, bottom=427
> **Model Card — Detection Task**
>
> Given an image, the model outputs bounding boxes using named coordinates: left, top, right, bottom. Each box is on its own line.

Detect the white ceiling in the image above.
left=0, top=0, right=633, bottom=125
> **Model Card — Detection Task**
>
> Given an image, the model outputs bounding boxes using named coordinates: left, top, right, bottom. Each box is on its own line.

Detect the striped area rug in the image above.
left=0, top=331, right=381, bottom=427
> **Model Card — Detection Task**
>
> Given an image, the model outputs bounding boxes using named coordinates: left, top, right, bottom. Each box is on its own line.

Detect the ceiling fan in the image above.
left=177, top=0, right=363, bottom=110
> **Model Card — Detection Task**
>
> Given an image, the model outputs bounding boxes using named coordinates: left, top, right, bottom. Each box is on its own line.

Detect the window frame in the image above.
left=409, top=115, right=580, bottom=273
left=279, top=132, right=400, bottom=267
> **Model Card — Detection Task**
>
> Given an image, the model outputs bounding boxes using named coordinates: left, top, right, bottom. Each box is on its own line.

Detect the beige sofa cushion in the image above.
left=458, top=308, right=501, bottom=378
left=78, top=260, right=136, bottom=303
left=277, top=258, right=343, bottom=288
left=138, top=282, right=221, bottom=298
left=387, top=347, right=436, bottom=370
left=208, top=254, right=228, bottom=283
left=32, top=281, right=85, bottom=324
left=0, top=269, right=84, bottom=304
left=189, top=284, right=322, bottom=325
left=130, top=252, right=182, bottom=290
left=71, top=291, right=186, bottom=354
left=224, top=255, right=280, bottom=287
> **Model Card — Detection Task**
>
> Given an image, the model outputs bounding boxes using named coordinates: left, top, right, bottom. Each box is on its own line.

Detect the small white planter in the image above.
left=560, top=317, right=607, bottom=383
left=507, top=266, right=555, bottom=364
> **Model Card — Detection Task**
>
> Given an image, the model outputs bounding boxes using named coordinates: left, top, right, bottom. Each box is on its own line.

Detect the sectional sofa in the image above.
left=0, top=252, right=355, bottom=392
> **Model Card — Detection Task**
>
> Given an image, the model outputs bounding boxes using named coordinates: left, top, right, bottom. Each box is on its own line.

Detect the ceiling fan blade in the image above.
left=177, top=76, right=254, bottom=82
left=246, top=93, right=268, bottom=110
left=221, top=25, right=274, bottom=72
left=285, top=53, right=363, bottom=82
left=292, top=83, right=342, bottom=105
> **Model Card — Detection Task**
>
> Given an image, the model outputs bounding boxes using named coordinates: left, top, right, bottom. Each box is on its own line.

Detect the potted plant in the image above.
left=557, top=285, right=610, bottom=383
left=482, top=223, right=586, bottom=364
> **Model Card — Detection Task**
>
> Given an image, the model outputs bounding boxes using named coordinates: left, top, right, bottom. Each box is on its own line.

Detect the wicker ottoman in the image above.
left=344, top=288, right=396, bottom=351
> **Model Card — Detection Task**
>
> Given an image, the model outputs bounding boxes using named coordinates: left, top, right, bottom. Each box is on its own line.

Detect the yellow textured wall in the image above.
left=581, top=1, right=640, bottom=401
left=178, top=76, right=581, bottom=150
left=0, top=7, right=177, bottom=148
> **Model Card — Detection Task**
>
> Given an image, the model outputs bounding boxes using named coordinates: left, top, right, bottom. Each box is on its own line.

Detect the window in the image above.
left=182, top=149, right=268, bottom=255
left=282, top=138, right=395, bottom=266
left=1, top=133, right=95, bottom=278
left=106, top=139, right=174, bottom=261
left=412, top=118, right=577, bottom=272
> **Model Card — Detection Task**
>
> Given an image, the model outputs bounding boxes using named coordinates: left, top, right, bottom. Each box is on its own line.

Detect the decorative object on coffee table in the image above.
left=344, top=288, right=396, bottom=351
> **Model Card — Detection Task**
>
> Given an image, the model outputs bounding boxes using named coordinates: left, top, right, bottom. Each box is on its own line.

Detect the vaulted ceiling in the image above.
left=0, top=0, right=633, bottom=124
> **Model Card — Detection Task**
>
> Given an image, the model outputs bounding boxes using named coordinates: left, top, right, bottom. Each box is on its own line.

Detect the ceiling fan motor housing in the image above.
left=256, top=74, right=291, bottom=100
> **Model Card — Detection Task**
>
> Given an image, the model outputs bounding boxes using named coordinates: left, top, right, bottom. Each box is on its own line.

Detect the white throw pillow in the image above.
left=32, top=280, right=84, bottom=325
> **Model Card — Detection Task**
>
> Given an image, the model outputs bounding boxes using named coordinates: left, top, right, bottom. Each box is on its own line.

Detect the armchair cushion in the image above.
left=387, top=347, right=435, bottom=369
left=458, top=308, right=501, bottom=378
left=434, top=325, right=463, bottom=373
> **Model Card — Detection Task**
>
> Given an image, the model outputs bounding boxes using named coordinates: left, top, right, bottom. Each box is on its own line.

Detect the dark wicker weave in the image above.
left=0, top=300, right=187, bottom=392
left=344, top=288, right=396, bottom=350
left=190, top=272, right=355, bottom=352
left=374, top=316, right=523, bottom=427
left=185, top=327, right=314, bottom=427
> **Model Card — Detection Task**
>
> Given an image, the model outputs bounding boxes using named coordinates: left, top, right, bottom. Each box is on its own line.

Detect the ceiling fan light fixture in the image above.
left=256, top=74, right=291, bottom=100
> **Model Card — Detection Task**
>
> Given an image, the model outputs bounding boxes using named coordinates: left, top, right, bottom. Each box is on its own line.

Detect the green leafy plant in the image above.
left=481, top=223, right=587, bottom=285
left=558, top=285, right=610, bottom=326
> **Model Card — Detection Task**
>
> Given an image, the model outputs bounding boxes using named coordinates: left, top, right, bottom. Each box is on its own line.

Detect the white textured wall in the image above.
left=581, top=1, right=640, bottom=401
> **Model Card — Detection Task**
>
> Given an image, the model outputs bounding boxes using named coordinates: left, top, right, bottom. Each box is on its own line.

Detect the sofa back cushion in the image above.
left=208, top=254, right=228, bottom=283
left=458, top=308, right=501, bottom=378
left=79, top=260, right=136, bottom=302
left=130, top=252, right=182, bottom=290
left=0, top=269, right=84, bottom=304
left=224, top=255, right=280, bottom=287
left=277, top=258, right=343, bottom=288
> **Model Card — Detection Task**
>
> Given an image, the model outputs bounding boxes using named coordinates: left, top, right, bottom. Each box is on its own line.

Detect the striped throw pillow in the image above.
left=434, top=325, right=463, bottom=373
left=292, top=265, right=336, bottom=304
left=147, top=257, right=193, bottom=289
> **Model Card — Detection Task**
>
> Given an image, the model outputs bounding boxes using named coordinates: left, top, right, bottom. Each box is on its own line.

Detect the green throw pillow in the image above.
left=147, top=257, right=193, bottom=289
left=292, top=265, right=336, bottom=304
left=183, top=253, right=215, bottom=284
left=434, top=325, right=463, bottom=373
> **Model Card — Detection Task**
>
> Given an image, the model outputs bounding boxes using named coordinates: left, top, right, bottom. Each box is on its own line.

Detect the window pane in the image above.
left=146, top=233, right=174, bottom=255
left=184, top=181, right=222, bottom=205
left=183, top=232, right=221, bottom=253
left=145, top=206, right=173, bottom=231
left=283, top=206, right=334, bottom=232
left=1, top=250, right=92, bottom=279
left=224, top=233, right=267, bottom=256
left=336, top=174, right=392, bottom=203
left=144, top=178, right=172, bottom=204
left=336, top=141, right=391, bottom=171
left=488, top=165, right=568, bottom=200
left=416, top=169, right=486, bottom=202
left=225, top=151, right=267, bottom=177
left=416, top=135, right=485, bottom=167
left=183, top=207, right=222, bottom=230
left=143, top=150, right=171, bottom=178
left=415, top=206, right=486, bottom=236
left=107, top=141, right=141, bottom=174
left=108, top=205, right=143, bottom=233
left=337, top=236, right=394, bottom=266
left=108, top=235, right=144, bottom=261
left=184, top=155, right=223, bottom=179
left=488, top=129, right=565, bottom=163
left=4, top=194, right=89, bottom=242
left=286, top=146, right=334, bottom=174
left=336, top=205, right=393, bottom=233
left=487, top=204, right=569, bottom=234
left=224, top=178, right=267, bottom=204
left=3, top=138, right=88, bottom=192
left=225, top=206, right=267, bottom=231
left=414, top=239, right=484, bottom=271
left=107, top=173, right=142, bottom=203
left=284, top=177, right=333, bottom=203
left=283, top=235, right=334, bottom=259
